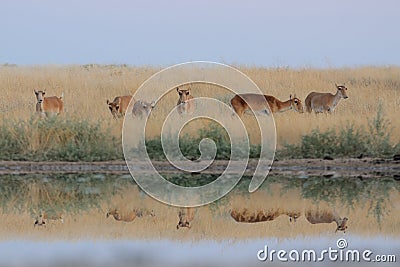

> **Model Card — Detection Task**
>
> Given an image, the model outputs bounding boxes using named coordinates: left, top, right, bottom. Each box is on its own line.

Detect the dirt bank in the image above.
left=0, top=158, right=399, bottom=178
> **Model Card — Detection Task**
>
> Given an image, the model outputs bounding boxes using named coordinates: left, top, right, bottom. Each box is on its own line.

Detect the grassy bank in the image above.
left=1, top=65, right=399, bottom=161
left=0, top=117, right=122, bottom=161
left=1, top=65, right=400, bottom=148
left=0, top=107, right=398, bottom=161
left=278, top=104, right=400, bottom=159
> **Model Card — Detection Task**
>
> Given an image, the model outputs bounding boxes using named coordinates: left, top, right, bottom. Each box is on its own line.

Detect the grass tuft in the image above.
left=0, top=116, right=122, bottom=161
left=278, top=105, right=399, bottom=159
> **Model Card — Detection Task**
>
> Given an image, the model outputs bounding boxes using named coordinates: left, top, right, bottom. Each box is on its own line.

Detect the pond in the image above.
left=0, top=173, right=399, bottom=266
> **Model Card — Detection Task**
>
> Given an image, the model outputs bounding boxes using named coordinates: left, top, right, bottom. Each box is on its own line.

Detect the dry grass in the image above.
left=0, top=65, right=399, bottom=148
left=0, top=182, right=399, bottom=241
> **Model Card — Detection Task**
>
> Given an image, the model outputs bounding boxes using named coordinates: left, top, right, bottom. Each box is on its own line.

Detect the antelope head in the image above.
left=290, top=94, right=304, bottom=113
left=34, top=89, right=46, bottom=104
left=177, top=87, right=192, bottom=104
left=335, top=83, right=349, bottom=99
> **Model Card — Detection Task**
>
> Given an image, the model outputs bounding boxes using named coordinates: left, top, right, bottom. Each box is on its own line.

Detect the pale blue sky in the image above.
left=1, top=0, right=399, bottom=67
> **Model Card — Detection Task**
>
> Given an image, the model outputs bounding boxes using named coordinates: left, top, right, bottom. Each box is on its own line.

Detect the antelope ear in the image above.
left=290, top=94, right=292, bottom=99
left=107, top=100, right=110, bottom=105
left=176, top=87, right=179, bottom=92
left=335, top=83, right=338, bottom=87
left=34, top=89, right=38, bottom=94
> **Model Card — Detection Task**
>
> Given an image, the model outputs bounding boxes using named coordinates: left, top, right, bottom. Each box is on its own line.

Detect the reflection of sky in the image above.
left=0, top=236, right=398, bottom=267
left=1, top=0, right=399, bottom=67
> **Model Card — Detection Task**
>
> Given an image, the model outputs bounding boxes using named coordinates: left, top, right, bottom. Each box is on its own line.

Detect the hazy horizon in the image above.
left=1, top=0, right=399, bottom=68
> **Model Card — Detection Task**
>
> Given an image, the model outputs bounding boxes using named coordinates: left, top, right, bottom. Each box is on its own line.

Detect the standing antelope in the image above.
left=177, top=207, right=195, bottom=229
left=34, top=211, right=64, bottom=227
left=176, top=87, right=194, bottom=115
left=106, top=208, right=155, bottom=222
left=107, top=95, right=133, bottom=119
left=305, top=84, right=348, bottom=113
left=230, top=208, right=301, bottom=223
left=34, top=90, right=64, bottom=117
left=305, top=209, right=348, bottom=233
left=132, top=100, right=155, bottom=118
left=230, top=94, right=303, bottom=118
left=266, top=94, right=304, bottom=113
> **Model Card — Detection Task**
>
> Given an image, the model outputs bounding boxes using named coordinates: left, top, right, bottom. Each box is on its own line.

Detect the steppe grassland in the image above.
left=0, top=65, right=399, bottom=147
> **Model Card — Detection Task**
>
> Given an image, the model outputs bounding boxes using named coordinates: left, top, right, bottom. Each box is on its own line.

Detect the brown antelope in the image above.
left=305, top=209, right=348, bottom=233
left=305, top=84, right=348, bottom=113
left=34, top=211, right=64, bottom=227
left=106, top=208, right=155, bottom=222
left=176, top=87, right=194, bottom=115
left=230, top=208, right=301, bottom=223
left=132, top=100, right=155, bottom=118
left=34, top=90, right=64, bottom=117
left=267, top=94, right=304, bottom=113
left=286, top=211, right=302, bottom=223
left=230, top=94, right=303, bottom=118
left=177, top=207, right=195, bottom=229
left=106, top=95, right=133, bottom=119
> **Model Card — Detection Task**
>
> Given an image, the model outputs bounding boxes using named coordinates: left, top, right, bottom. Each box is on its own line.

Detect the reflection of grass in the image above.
left=0, top=174, right=131, bottom=216
left=0, top=174, right=399, bottom=240
left=284, top=176, right=400, bottom=227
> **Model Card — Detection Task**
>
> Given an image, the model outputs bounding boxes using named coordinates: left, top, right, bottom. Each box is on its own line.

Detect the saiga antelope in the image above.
left=34, top=89, right=64, bottom=117
left=34, top=211, right=64, bottom=227
left=132, top=100, right=155, bottom=118
left=177, top=207, right=195, bottom=229
left=106, top=208, right=155, bottom=222
left=230, top=94, right=304, bottom=117
left=230, top=208, right=301, bottom=223
left=305, top=209, right=348, bottom=233
left=305, top=84, right=348, bottom=113
left=106, top=95, right=133, bottom=119
left=176, top=87, right=194, bottom=115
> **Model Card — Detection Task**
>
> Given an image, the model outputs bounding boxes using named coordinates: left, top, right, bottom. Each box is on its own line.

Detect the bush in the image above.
left=145, top=123, right=262, bottom=160
left=278, top=105, right=399, bottom=159
left=0, top=117, right=122, bottom=161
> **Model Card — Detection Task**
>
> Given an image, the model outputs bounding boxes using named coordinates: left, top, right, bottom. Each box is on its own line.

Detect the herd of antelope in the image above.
left=33, top=83, right=348, bottom=118
left=229, top=207, right=348, bottom=233
left=32, top=83, right=349, bottom=233
left=34, top=206, right=348, bottom=233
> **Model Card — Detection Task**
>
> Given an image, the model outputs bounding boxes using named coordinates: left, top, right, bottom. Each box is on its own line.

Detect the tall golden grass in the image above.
left=0, top=65, right=399, bottom=147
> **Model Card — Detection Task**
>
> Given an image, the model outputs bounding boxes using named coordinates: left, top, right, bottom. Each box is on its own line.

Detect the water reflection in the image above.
left=0, top=237, right=398, bottom=267
left=0, top=173, right=398, bottom=239
left=0, top=173, right=399, bottom=266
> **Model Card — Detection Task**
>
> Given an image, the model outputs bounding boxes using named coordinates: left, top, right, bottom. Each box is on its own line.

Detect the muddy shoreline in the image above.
left=1, top=158, right=399, bottom=178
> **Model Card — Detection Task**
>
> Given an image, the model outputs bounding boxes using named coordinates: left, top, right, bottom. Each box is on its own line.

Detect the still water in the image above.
left=0, top=173, right=399, bottom=266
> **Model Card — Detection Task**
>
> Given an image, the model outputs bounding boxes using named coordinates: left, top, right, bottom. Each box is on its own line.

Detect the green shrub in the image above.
left=0, top=117, right=122, bottom=161
left=278, top=105, right=399, bottom=159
